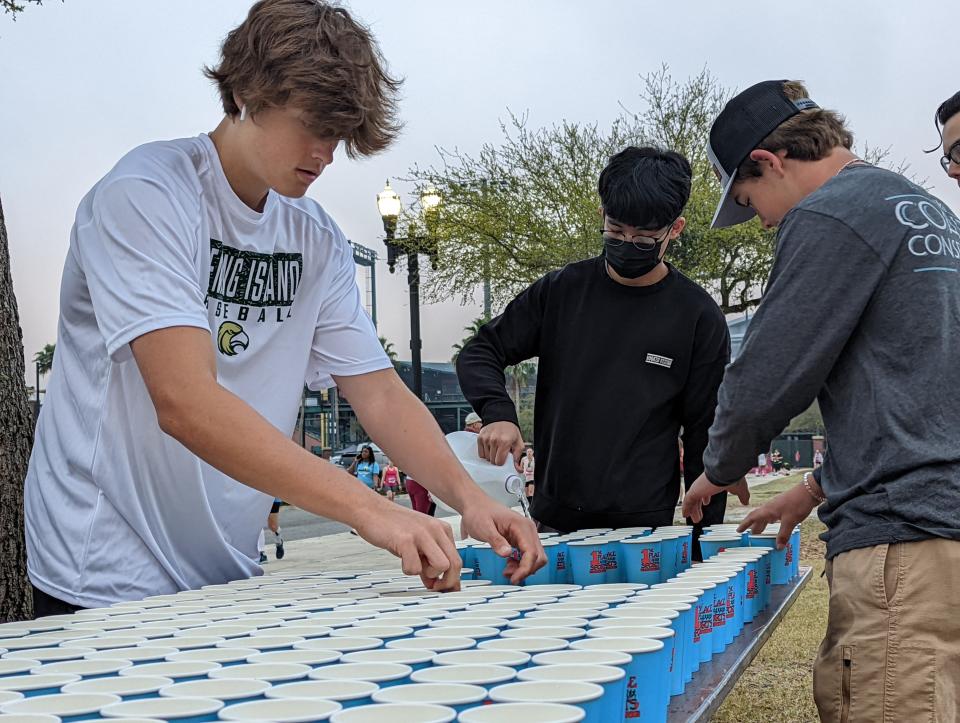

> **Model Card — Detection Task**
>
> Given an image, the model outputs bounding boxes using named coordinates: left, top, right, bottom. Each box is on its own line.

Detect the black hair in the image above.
left=360, top=446, right=375, bottom=462
left=927, top=90, right=960, bottom=152
left=598, top=146, right=692, bottom=230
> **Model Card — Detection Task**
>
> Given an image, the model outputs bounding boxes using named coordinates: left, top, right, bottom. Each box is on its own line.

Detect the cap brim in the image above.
left=710, top=169, right=757, bottom=229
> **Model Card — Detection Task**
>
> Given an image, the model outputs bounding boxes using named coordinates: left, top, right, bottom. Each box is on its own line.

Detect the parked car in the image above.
left=331, top=442, right=388, bottom=471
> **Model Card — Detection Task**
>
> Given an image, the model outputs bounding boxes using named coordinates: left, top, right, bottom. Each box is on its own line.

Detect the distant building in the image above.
left=300, top=361, right=536, bottom=452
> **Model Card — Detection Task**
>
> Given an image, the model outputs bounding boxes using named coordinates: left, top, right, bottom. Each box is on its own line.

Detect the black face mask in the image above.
left=602, top=232, right=667, bottom=279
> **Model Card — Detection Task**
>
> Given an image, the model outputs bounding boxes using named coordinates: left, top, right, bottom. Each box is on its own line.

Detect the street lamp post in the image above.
left=377, top=180, right=441, bottom=401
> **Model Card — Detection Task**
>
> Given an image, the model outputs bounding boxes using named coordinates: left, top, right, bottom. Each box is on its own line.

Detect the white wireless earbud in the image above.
left=239, top=105, right=247, bottom=122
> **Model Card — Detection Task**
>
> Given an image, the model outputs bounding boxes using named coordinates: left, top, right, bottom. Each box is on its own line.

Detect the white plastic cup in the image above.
left=431, top=649, right=530, bottom=668
left=266, top=678, right=377, bottom=708
left=477, top=638, right=569, bottom=656
left=118, top=661, right=221, bottom=683
left=164, top=648, right=258, bottom=666
left=245, top=649, right=342, bottom=667
left=372, top=682, right=486, bottom=713
left=309, top=661, right=413, bottom=687
left=159, top=677, right=270, bottom=705
left=329, top=702, right=457, bottom=722
left=457, top=702, right=585, bottom=722
left=99, top=695, right=224, bottom=720
left=517, top=664, right=625, bottom=722
left=0, top=690, right=23, bottom=705
left=0, top=692, right=120, bottom=720
left=0, top=658, right=42, bottom=677
left=340, top=648, right=435, bottom=671
left=209, top=662, right=311, bottom=684
left=506, top=617, right=589, bottom=630
left=62, top=674, right=174, bottom=701
left=488, top=680, right=604, bottom=723
left=386, top=637, right=475, bottom=654
left=0, top=672, right=82, bottom=697
left=31, top=658, right=132, bottom=680
left=216, top=697, right=341, bottom=721
left=295, top=636, right=384, bottom=653
left=500, top=626, right=585, bottom=641
left=410, top=663, right=516, bottom=687
left=414, top=627, right=500, bottom=642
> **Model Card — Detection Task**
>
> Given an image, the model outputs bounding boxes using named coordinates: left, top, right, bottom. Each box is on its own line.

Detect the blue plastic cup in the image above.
left=589, top=537, right=625, bottom=583
left=629, top=593, right=698, bottom=683
left=652, top=581, right=713, bottom=664
left=519, top=664, right=625, bottom=722
left=489, top=680, right=604, bottom=723
left=699, top=534, right=746, bottom=561
left=456, top=542, right=477, bottom=577
left=676, top=572, right=733, bottom=650
left=523, top=540, right=559, bottom=586
left=596, top=607, right=684, bottom=695
left=566, top=541, right=609, bottom=586
left=749, top=534, right=792, bottom=585
left=569, top=636, right=668, bottom=723
left=620, top=538, right=663, bottom=586
left=551, top=540, right=573, bottom=584
left=471, top=545, right=506, bottom=583
left=649, top=535, right=679, bottom=581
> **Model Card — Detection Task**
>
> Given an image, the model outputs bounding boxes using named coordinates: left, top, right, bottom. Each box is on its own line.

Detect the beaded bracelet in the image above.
left=802, top=472, right=826, bottom=504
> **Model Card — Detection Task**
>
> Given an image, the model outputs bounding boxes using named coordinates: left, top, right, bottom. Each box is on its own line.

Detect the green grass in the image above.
left=712, top=474, right=828, bottom=723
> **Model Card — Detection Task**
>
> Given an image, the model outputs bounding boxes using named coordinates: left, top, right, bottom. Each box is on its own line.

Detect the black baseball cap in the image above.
left=707, top=80, right=819, bottom=228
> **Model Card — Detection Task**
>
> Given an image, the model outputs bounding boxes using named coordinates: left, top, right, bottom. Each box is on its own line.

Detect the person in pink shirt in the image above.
left=381, top=460, right=401, bottom=503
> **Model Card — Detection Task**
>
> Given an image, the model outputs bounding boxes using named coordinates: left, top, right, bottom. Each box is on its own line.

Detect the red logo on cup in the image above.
left=640, top=549, right=660, bottom=572
left=625, top=675, right=640, bottom=718
left=589, top=551, right=605, bottom=575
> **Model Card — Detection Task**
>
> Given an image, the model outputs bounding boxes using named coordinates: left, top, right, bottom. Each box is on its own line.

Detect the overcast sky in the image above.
left=2, top=0, right=958, bottom=372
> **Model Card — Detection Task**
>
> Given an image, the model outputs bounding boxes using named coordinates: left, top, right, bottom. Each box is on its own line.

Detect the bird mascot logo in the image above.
left=217, top=321, right=250, bottom=356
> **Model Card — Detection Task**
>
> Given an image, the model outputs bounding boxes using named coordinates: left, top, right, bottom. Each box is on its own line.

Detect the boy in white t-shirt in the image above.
left=24, top=0, right=544, bottom=616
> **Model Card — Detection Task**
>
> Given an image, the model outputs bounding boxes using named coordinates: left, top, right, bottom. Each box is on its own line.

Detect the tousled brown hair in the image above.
left=737, top=81, right=854, bottom=179
left=204, top=0, right=402, bottom=158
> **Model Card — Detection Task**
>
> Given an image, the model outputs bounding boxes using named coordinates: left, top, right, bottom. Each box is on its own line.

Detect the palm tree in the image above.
left=450, top=316, right=489, bottom=364
left=33, top=343, right=55, bottom=376
left=506, top=361, right=537, bottom=407
left=379, top=336, right=399, bottom=368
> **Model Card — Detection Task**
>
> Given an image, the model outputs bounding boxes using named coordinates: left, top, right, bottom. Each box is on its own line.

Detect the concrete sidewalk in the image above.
left=262, top=514, right=465, bottom=576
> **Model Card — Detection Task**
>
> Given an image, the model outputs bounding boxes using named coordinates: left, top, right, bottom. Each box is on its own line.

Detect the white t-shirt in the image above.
left=25, top=134, right=390, bottom=607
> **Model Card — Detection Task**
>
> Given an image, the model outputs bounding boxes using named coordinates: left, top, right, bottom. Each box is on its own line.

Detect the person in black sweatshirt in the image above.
left=456, top=146, right=747, bottom=548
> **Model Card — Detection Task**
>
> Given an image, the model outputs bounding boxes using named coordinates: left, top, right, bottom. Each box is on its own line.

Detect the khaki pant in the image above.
left=814, top=538, right=960, bottom=722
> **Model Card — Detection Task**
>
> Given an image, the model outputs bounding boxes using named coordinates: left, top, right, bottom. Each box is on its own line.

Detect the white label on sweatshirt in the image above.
left=645, top=353, right=674, bottom=369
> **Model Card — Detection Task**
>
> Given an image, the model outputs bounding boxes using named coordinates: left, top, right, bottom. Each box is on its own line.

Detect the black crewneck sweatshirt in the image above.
left=456, top=257, right=730, bottom=532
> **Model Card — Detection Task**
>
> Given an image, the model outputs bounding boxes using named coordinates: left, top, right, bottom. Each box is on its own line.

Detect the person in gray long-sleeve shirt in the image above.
left=683, top=80, right=960, bottom=722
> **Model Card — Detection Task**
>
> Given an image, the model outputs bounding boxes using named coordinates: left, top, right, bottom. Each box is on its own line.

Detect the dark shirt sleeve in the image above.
left=455, top=275, right=548, bottom=427
left=702, top=210, right=888, bottom=486
left=680, top=306, right=731, bottom=488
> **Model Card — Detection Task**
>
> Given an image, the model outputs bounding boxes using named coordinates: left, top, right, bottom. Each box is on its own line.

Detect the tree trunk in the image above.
left=0, top=194, right=34, bottom=622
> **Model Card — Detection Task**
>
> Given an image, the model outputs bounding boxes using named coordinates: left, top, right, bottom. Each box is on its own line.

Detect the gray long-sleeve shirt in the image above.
left=703, top=164, right=960, bottom=558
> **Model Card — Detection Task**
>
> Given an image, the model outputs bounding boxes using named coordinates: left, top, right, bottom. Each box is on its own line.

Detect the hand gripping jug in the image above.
left=438, top=431, right=530, bottom=517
